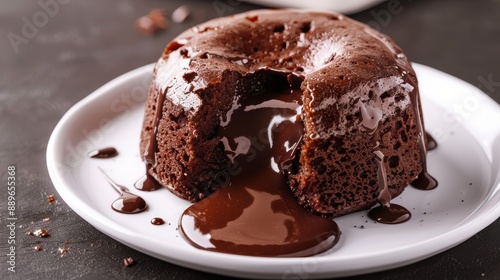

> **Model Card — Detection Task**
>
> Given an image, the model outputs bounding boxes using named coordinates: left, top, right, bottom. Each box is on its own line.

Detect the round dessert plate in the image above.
left=241, top=0, right=387, bottom=14
left=47, top=63, right=500, bottom=279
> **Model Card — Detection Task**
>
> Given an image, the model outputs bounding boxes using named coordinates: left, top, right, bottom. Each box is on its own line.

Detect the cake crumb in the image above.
left=42, top=217, right=50, bottom=222
left=29, top=229, right=50, bottom=238
left=34, top=245, right=43, bottom=251
left=47, top=195, right=55, bottom=203
left=123, top=257, right=135, bottom=267
left=58, top=247, right=68, bottom=254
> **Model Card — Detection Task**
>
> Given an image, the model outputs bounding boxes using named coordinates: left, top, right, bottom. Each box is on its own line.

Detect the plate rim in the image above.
left=241, top=0, right=387, bottom=14
left=46, top=63, right=500, bottom=278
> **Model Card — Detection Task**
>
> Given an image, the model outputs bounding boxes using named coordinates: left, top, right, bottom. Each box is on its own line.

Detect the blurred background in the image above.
left=1, top=0, right=499, bottom=279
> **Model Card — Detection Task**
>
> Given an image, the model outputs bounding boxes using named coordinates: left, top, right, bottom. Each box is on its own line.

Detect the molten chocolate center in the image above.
left=179, top=80, right=340, bottom=257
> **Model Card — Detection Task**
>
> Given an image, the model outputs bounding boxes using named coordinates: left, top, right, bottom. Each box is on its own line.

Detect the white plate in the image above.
left=242, top=0, right=387, bottom=14
left=47, top=63, right=500, bottom=279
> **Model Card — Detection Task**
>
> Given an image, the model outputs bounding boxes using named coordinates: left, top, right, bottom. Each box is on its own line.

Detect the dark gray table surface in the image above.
left=1, top=0, right=499, bottom=279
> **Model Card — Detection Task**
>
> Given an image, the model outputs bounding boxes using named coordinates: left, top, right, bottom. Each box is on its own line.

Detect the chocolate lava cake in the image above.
left=139, top=9, right=426, bottom=217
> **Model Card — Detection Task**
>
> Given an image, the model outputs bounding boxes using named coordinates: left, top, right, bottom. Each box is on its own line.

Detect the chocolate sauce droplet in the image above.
left=98, top=167, right=148, bottom=214
left=89, top=147, right=118, bottom=159
left=411, top=171, right=438, bottom=190
left=151, top=217, right=165, bottom=225
left=112, top=193, right=148, bottom=214
left=141, top=90, right=167, bottom=191
left=426, top=131, right=437, bottom=151
left=134, top=170, right=163, bottom=191
left=368, top=204, right=411, bottom=224
left=180, top=75, right=340, bottom=257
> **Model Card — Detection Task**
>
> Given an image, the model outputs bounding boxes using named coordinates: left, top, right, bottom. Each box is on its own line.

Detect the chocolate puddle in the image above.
left=426, top=132, right=437, bottom=151
left=179, top=81, right=340, bottom=257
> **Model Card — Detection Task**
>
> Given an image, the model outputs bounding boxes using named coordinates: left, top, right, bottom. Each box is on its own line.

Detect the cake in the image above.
left=139, top=9, right=430, bottom=218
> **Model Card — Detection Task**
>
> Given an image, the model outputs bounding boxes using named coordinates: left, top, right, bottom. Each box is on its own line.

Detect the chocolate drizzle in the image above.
left=358, top=100, right=412, bottom=224
left=408, top=81, right=438, bottom=191
left=98, top=167, right=148, bottom=214
left=426, top=132, right=437, bottom=151
left=373, top=148, right=391, bottom=207
left=134, top=173, right=163, bottom=191
left=141, top=90, right=167, bottom=192
left=179, top=78, right=340, bottom=257
left=89, top=147, right=118, bottom=158
left=368, top=147, right=411, bottom=224
left=363, top=25, right=438, bottom=192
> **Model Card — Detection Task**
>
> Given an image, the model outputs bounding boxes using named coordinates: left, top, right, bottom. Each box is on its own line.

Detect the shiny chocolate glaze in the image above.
left=368, top=204, right=411, bottom=224
left=180, top=81, right=340, bottom=257
left=426, top=132, right=437, bottom=151
left=111, top=193, right=148, bottom=214
left=134, top=173, right=163, bottom=191
left=139, top=87, right=167, bottom=192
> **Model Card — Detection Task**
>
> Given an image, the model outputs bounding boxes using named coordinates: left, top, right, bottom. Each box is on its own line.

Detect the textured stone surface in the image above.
left=0, top=0, right=499, bottom=279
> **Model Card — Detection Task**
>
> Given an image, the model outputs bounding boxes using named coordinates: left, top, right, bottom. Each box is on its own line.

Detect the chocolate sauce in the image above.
left=426, top=132, right=437, bottom=151
left=180, top=80, right=340, bottom=257
left=358, top=95, right=412, bottom=222
left=404, top=75, right=438, bottom=191
left=98, top=168, right=148, bottom=214
left=368, top=204, right=411, bottom=224
left=151, top=217, right=165, bottom=225
left=89, top=147, right=118, bottom=159
left=373, top=149, right=391, bottom=207
left=134, top=173, right=163, bottom=191
left=141, top=89, right=167, bottom=192
left=368, top=147, right=411, bottom=224
left=364, top=26, right=438, bottom=192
